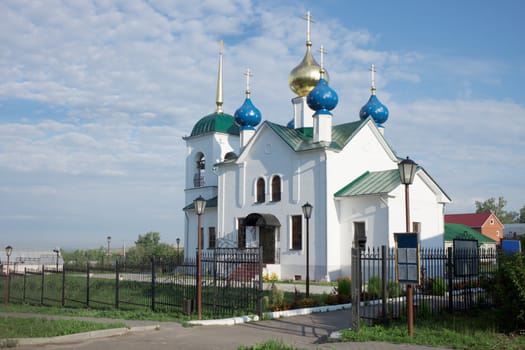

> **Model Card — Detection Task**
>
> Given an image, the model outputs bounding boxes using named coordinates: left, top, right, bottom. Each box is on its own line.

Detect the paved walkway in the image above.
left=3, top=310, right=453, bottom=350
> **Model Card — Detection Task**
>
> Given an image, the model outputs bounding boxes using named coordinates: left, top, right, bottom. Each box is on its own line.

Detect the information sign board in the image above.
left=394, top=233, right=420, bottom=284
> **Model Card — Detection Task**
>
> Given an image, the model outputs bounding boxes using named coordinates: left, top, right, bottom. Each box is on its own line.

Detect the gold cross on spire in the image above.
left=369, top=64, right=376, bottom=94
left=215, top=40, right=224, bottom=113
left=303, top=11, right=315, bottom=43
left=318, top=45, right=326, bottom=70
left=244, top=68, right=252, bottom=95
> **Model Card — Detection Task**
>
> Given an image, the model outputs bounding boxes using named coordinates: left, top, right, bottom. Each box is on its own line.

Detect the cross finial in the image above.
left=244, top=68, right=252, bottom=95
left=303, top=11, right=315, bottom=43
left=215, top=40, right=224, bottom=113
left=369, top=64, right=376, bottom=94
left=318, top=45, right=326, bottom=70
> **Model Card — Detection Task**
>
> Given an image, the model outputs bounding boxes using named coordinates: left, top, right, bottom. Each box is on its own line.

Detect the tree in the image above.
left=125, top=231, right=176, bottom=263
left=475, top=196, right=519, bottom=224
left=520, top=205, right=525, bottom=223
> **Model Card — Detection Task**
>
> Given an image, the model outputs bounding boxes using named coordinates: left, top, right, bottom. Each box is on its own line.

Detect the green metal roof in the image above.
left=190, top=113, right=240, bottom=137
left=183, top=196, right=218, bottom=211
left=444, top=223, right=496, bottom=243
left=266, top=118, right=366, bottom=152
left=334, top=169, right=400, bottom=197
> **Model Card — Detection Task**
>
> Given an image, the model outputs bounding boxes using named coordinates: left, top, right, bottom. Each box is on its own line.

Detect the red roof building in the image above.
left=444, top=212, right=504, bottom=242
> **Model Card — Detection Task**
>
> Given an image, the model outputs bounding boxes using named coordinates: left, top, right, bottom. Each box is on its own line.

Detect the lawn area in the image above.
left=0, top=316, right=126, bottom=339
left=339, top=309, right=525, bottom=350
left=0, top=304, right=188, bottom=323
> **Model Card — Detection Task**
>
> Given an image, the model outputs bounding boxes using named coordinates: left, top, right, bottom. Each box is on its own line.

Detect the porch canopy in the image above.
left=244, top=213, right=281, bottom=227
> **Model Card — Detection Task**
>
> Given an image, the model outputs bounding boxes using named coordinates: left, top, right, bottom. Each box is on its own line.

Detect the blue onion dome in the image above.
left=234, top=92, right=262, bottom=130
left=359, top=94, right=389, bottom=127
left=287, top=118, right=295, bottom=128
left=306, top=70, right=338, bottom=115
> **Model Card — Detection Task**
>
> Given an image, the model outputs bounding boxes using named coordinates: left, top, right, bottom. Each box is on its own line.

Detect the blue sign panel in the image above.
left=501, top=239, right=521, bottom=254
left=395, top=233, right=420, bottom=284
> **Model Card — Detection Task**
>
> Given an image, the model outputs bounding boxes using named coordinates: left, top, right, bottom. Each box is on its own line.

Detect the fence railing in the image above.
left=0, top=245, right=505, bottom=322
left=358, top=246, right=499, bottom=324
left=2, top=248, right=262, bottom=318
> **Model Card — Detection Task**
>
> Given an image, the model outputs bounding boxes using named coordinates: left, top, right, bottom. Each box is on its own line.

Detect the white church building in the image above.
left=182, top=14, right=451, bottom=281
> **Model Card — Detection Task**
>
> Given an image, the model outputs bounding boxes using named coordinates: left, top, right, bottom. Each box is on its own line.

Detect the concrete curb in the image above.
left=188, top=303, right=352, bottom=326
left=14, top=325, right=160, bottom=346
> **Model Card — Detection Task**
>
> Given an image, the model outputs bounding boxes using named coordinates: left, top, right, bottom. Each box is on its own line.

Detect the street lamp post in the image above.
left=194, top=195, right=206, bottom=320
left=398, top=156, right=418, bottom=337
left=5, top=245, right=13, bottom=306
left=53, top=248, right=60, bottom=271
left=176, top=238, right=181, bottom=264
left=302, top=202, right=313, bottom=298
left=106, top=236, right=112, bottom=258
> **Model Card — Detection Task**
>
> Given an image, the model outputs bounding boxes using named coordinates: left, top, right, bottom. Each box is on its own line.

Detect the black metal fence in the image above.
left=2, top=248, right=262, bottom=318
left=357, top=246, right=499, bottom=324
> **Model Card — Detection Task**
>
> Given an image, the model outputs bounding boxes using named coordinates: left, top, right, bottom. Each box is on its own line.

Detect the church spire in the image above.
left=288, top=11, right=327, bottom=97
left=215, top=40, right=224, bottom=114
left=370, top=64, right=376, bottom=95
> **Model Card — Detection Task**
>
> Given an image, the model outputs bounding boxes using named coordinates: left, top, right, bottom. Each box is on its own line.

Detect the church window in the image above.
left=291, top=215, right=302, bottom=250
left=271, top=175, right=281, bottom=202
left=238, top=218, right=246, bottom=249
left=256, top=178, right=266, bottom=203
left=194, top=153, right=205, bottom=187
left=208, top=227, right=216, bottom=249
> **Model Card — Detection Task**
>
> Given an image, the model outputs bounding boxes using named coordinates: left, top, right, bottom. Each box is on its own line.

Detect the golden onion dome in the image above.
left=288, top=41, right=329, bottom=97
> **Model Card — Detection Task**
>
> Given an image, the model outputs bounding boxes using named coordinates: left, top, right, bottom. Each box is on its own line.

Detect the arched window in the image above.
left=271, top=175, right=281, bottom=202
left=194, top=153, right=205, bottom=187
left=256, top=178, right=265, bottom=203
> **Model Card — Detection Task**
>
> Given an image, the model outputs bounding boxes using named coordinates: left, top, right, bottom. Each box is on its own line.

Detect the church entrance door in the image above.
left=244, top=213, right=280, bottom=265
left=260, top=226, right=275, bottom=264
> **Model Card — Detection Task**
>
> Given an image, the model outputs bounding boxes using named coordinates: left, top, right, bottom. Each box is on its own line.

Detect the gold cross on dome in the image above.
left=318, top=45, right=327, bottom=70
left=303, top=11, right=315, bottom=42
left=244, top=68, right=252, bottom=93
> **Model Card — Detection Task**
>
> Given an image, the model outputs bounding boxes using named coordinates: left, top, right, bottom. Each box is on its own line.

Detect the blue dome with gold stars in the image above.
left=306, top=76, right=338, bottom=115
left=234, top=95, right=261, bottom=130
left=359, top=94, right=389, bottom=127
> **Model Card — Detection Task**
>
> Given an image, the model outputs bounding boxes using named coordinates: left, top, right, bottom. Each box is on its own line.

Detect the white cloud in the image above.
left=0, top=0, right=523, bottom=249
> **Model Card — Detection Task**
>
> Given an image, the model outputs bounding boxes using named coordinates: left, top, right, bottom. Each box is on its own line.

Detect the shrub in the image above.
left=263, top=272, right=279, bottom=283
left=387, top=281, right=402, bottom=298
left=325, top=294, right=339, bottom=305
left=431, top=277, right=447, bottom=296
left=367, top=276, right=382, bottom=299
left=337, top=277, right=351, bottom=296
left=291, top=297, right=320, bottom=309
left=488, top=253, right=525, bottom=332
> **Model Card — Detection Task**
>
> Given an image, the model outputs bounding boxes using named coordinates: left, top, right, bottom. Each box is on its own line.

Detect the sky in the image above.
left=1, top=0, right=524, bottom=251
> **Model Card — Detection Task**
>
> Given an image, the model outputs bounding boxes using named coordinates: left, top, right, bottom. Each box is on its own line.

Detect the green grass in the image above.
left=239, top=339, right=303, bottom=350
left=340, top=309, right=525, bottom=350
left=0, top=304, right=189, bottom=323
left=0, top=317, right=126, bottom=339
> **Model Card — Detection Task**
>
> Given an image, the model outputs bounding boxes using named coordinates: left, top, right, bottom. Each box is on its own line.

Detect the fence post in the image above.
left=447, top=247, right=453, bottom=312
left=61, top=265, right=66, bottom=307
left=40, top=265, right=45, bottom=305
left=351, top=247, right=361, bottom=331
left=23, top=267, right=27, bottom=303
left=151, top=256, right=156, bottom=312
left=381, top=245, right=388, bottom=324
left=86, top=263, right=90, bottom=308
left=115, top=259, right=120, bottom=309
left=258, top=246, right=263, bottom=317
